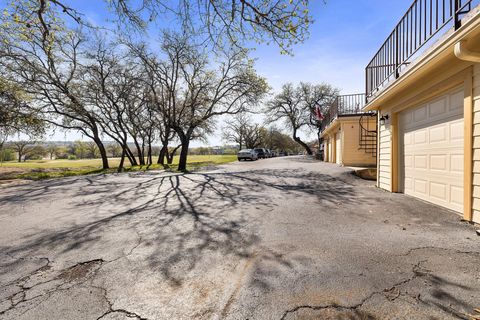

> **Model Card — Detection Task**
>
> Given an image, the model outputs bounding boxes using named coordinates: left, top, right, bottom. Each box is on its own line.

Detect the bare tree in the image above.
left=85, top=141, right=100, bottom=159
left=46, top=144, right=59, bottom=160
left=107, top=143, right=123, bottom=158
left=3, top=0, right=313, bottom=54
left=0, top=13, right=110, bottom=169
left=151, top=33, right=268, bottom=171
left=222, top=113, right=251, bottom=149
left=0, top=78, right=45, bottom=150
left=265, top=82, right=337, bottom=155
left=299, top=82, right=338, bottom=147
left=128, top=42, right=184, bottom=167
left=9, top=140, right=35, bottom=162
left=244, top=124, right=265, bottom=149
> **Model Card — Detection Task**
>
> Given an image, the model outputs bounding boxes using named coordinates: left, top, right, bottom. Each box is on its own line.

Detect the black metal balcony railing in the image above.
left=366, top=0, right=478, bottom=102
left=319, top=94, right=366, bottom=132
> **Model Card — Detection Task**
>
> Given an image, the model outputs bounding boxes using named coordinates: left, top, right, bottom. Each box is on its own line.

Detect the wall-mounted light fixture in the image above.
left=379, top=114, right=389, bottom=125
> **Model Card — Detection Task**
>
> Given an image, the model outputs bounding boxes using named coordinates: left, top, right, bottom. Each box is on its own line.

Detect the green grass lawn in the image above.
left=0, top=155, right=237, bottom=181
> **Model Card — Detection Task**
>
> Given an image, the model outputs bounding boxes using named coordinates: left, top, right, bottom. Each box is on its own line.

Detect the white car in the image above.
left=237, top=149, right=258, bottom=161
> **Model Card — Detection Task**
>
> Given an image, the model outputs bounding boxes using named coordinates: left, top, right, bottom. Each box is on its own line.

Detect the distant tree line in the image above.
left=222, top=114, right=304, bottom=153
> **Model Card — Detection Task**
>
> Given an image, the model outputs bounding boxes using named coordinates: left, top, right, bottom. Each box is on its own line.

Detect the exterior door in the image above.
left=398, top=88, right=464, bottom=213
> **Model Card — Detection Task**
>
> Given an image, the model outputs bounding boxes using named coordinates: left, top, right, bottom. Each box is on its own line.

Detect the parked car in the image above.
left=270, top=150, right=277, bottom=157
left=237, top=149, right=258, bottom=161
left=264, top=149, right=272, bottom=158
left=254, top=148, right=266, bottom=159
left=278, top=151, right=286, bottom=156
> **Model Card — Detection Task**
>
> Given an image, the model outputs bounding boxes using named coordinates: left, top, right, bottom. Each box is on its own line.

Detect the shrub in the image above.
left=0, top=149, right=16, bottom=161
left=68, top=155, right=77, bottom=160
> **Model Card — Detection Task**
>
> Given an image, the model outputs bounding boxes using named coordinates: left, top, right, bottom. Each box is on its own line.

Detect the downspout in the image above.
left=454, top=40, right=480, bottom=62
left=454, top=39, right=477, bottom=222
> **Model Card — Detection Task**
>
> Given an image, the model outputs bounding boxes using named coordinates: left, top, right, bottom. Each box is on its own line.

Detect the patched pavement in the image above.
left=0, top=156, right=479, bottom=320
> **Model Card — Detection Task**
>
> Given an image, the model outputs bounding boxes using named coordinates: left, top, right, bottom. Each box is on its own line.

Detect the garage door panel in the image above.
left=404, top=177, right=413, bottom=191
left=450, top=90, right=464, bottom=110
left=404, top=155, right=413, bottom=168
left=414, top=179, right=428, bottom=194
left=414, top=130, right=428, bottom=144
left=450, top=121, right=463, bottom=141
left=414, top=155, right=428, bottom=169
left=450, top=185, right=464, bottom=207
left=430, top=154, right=447, bottom=171
left=450, top=154, right=463, bottom=172
left=403, top=132, right=413, bottom=145
left=429, top=126, right=447, bottom=143
left=414, top=105, right=428, bottom=122
left=430, top=182, right=447, bottom=201
left=429, top=98, right=447, bottom=117
left=399, top=88, right=464, bottom=213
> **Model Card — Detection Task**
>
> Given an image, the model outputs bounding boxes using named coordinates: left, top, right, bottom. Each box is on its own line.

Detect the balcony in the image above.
left=319, top=93, right=366, bottom=132
left=365, top=0, right=479, bottom=103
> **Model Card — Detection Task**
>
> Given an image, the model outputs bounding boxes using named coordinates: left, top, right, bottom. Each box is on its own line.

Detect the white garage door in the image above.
left=328, top=140, right=333, bottom=162
left=336, top=133, right=342, bottom=164
left=399, top=88, right=464, bottom=213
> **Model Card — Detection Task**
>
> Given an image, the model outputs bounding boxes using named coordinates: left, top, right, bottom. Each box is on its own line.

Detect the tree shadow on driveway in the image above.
left=0, top=169, right=361, bottom=286
left=1, top=167, right=479, bottom=319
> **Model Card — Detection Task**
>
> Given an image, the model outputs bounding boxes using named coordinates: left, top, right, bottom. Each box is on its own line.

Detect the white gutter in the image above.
left=454, top=40, right=480, bottom=62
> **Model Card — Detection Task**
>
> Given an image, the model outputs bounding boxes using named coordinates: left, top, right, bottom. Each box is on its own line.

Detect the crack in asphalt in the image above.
left=0, top=227, right=144, bottom=317
left=397, top=246, right=480, bottom=257
left=279, top=259, right=432, bottom=320
left=0, top=258, right=104, bottom=316
left=280, top=245, right=480, bottom=320
left=0, top=255, right=52, bottom=290
left=94, top=283, right=149, bottom=320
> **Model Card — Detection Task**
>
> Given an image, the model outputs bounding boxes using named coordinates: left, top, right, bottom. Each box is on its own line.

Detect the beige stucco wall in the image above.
left=341, top=118, right=377, bottom=167
left=472, top=64, right=480, bottom=223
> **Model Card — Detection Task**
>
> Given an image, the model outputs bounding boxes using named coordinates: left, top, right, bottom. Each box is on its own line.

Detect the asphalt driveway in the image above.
left=0, top=156, right=479, bottom=320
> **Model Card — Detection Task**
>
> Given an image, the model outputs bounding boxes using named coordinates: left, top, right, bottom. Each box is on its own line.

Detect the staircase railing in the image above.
left=359, top=113, right=378, bottom=157
left=319, top=93, right=366, bottom=132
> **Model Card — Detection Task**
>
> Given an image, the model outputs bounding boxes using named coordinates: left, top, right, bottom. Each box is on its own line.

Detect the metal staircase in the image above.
left=359, top=112, right=377, bottom=157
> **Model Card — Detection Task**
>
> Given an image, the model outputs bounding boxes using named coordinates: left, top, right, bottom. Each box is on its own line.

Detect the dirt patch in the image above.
left=0, top=166, right=28, bottom=180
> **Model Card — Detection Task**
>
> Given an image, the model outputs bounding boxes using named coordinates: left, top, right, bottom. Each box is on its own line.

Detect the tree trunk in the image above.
left=177, top=138, right=190, bottom=172
left=294, top=137, right=312, bottom=155
left=147, top=139, right=152, bottom=166
left=167, top=145, right=181, bottom=165
left=133, top=139, right=144, bottom=166
left=118, top=146, right=126, bottom=173
left=157, top=145, right=167, bottom=165
left=293, top=130, right=312, bottom=155
left=93, top=136, right=109, bottom=169
left=125, top=147, right=138, bottom=166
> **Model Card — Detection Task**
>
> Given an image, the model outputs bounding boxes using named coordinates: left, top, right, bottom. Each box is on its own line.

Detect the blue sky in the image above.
left=45, top=0, right=413, bottom=145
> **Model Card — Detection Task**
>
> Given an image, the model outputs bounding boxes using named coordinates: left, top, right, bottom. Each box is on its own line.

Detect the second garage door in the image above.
left=398, top=88, right=464, bottom=213
left=336, top=133, right=342, bottom=165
